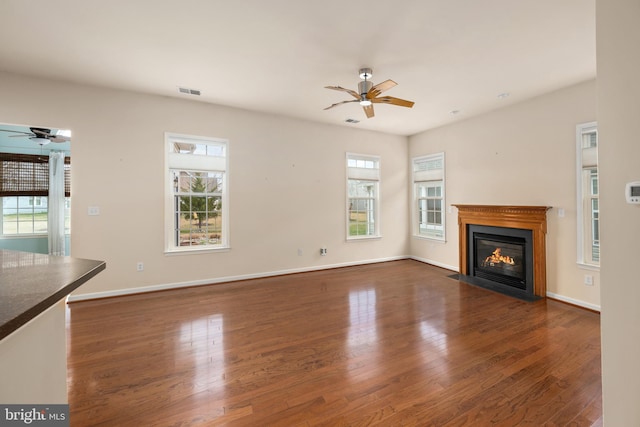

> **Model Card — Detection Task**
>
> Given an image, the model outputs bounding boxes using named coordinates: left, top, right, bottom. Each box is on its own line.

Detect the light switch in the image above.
left=558, top=208, right=565, bottom=217
left=88, top=206, right=100, bottom=216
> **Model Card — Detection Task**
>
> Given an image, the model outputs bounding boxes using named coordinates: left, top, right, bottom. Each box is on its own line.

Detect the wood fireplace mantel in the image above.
left=453, top=205, right=551, bottom=297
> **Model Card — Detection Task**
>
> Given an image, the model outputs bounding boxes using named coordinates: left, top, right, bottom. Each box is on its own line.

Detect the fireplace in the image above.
left=468, top=225, right=534, bottom=297
left=453, top=205, right=550, bottom=300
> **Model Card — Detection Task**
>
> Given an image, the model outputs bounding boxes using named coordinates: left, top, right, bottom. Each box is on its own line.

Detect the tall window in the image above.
left=413, top=153, right=445, bottom=240
left=0, top=153, right=71, bottom=236
left=346, top=153, right=380, bottom=239
left=165, top=133, right=228, bottom=252
left=576, top=122, right=599, bottom=266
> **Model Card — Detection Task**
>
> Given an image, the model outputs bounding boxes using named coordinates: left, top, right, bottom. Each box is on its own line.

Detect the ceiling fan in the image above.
left=0, top=127, right=71, bottom=145
left=324, top=68, right=415, bottom=118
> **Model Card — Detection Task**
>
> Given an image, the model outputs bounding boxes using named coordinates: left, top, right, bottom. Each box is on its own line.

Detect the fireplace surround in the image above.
left=453, top=205, right=551, bottom=299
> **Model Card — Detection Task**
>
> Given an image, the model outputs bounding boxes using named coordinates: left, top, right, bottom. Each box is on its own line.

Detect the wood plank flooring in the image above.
left=66, top=260, right=602, bottom=426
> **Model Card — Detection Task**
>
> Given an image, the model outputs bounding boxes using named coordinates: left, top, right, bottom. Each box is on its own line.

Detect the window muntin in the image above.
left=413, top=153, right=445, bottom=240
left=348, top=180, right=378, bottom=237
left=417, top=182, right=444, bottom=238
left=347, top=153, right=380, bottom=239
left=172, top=171, right=224, bottom=247
left=577, top=122, right=599, bottom=266
left=166, top=133, right=228, bottom=252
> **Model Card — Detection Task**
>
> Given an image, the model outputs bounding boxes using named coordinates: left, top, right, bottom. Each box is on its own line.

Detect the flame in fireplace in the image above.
left=482, top=248, right=515, bottom=267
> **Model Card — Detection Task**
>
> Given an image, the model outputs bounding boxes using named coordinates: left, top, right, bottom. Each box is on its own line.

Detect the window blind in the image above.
left=0, top=153, right=71, bottom=197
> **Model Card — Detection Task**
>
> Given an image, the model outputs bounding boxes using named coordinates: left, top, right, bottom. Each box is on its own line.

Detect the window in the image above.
left=576, top=122, right=599, bottom=266
left=413, top=153, right=445, bottom=240
left=0, top=153, right=71, bottom=236
left=346, top=153, right=380, bottom=239
left=165, top=133, right=228, bottom=252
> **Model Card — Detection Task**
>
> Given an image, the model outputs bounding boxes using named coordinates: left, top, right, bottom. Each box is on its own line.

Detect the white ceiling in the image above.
left=0, top=1, right=595, bottom=136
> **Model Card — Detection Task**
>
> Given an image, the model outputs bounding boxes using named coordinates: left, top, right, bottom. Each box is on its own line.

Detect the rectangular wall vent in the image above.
left=178, top=87, right=201, bottom=96
left=345, top=118, right=360, bottom=124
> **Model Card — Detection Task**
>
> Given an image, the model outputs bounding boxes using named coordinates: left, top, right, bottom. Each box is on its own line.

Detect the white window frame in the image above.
left=1, top=196, right=71, bottom=237
left=164, top=132, right=229, bottom=253
left=412, top=152, right=445, bottom=241
left=346, top=153, right=381, bottom=240
left=576, top=122, right=599, bottom=268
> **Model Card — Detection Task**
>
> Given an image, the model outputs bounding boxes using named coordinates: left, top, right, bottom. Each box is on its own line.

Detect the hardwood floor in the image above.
left=66, top=260, right=602, bottom=426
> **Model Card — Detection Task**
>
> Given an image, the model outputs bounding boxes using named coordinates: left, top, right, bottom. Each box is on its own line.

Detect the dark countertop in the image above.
left=0, top=249, right=105, bottom=340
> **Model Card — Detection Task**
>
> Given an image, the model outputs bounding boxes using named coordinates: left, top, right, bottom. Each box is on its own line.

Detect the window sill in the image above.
left=0, top=234, right=62, bottom=239
left=413, top=234, right=446, bottom=243
left=165, top=246, right=230, bottom=256
left=577, top=262, right=600, bottom=271
left=346, top=235, right=382, bottom=242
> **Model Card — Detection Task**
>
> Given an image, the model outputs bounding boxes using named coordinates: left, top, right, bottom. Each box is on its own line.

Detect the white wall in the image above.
left=409, top=80, right=599, bottom=309
left=597, top=0, right=640, bottom=423
left=0, top=301, right=67, bottom=403
left=0, top=72, right=409, bottom=298
left=0, top=72, right=600, bottom=308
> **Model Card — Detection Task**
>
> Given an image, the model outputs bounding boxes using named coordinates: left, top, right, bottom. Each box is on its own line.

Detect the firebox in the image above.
left=467, top=225, right=536, bottom=300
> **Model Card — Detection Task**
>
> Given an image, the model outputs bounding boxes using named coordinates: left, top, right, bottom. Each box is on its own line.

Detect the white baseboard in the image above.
left=67, top=255, right=409, bottom=302
left=68, top=257, right=600, bottom=313
left=546, top=292, right=600, bottom=312
left=409, top=255, right=458, bottom=272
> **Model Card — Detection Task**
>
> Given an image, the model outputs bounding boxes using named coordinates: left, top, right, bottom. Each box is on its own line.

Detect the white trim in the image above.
left=412, top=152, right=446, bottom=240
left=0, top=234, right=49, bottom=240
left=67, top=256, right=408, bottom=302
left=575, top=121, right=598, bottom=266
left=546, top=291, right=600, bottom=312
left=576, top=261, right=600, bottom=272
left=164, top=132, right=230, bottom=252
left=411, top=234, right=447, bottom=243
left=410, top=255, right=458, bottom=272
left=66, top=257, right=601, bottom=314
left=346, top=235, right=382, bottom=242
left=346, top=152, right=381, bottom=239
left=164, top=246, right=231, bottom=256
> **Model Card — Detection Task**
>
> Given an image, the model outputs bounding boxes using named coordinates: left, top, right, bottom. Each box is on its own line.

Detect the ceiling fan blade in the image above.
left=372, top=96, right=415, bottom=108
left=30, top=127, right=55, bottom=137
left=324, top=99, right=359, bottom=110
left=0, top=129, right=33, bottom=137
left=50, top=136, right=70, bottom=143
left=367, top=79, right=397, bottom=99
left=325, top=85, right=360, bottom=100
left=363, top=104, right=374, bottom=118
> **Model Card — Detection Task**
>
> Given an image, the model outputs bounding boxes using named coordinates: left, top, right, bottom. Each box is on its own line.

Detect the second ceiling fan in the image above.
left=324, top=68, right=415, bottom=118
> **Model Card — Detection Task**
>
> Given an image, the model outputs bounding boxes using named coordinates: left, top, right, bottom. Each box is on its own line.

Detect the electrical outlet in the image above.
left=320, top=247, right=327, bottom=256
left=297, top=249, right=303, bottom=256
left=584, top=274, right=593, bottom=286
left=137, top=262, right=144, bottom=272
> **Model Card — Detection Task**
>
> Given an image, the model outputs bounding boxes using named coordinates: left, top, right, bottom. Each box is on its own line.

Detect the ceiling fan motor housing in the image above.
left=358, top=80, right=373, bottom=97
left=358, top=68, right=373, bottom=80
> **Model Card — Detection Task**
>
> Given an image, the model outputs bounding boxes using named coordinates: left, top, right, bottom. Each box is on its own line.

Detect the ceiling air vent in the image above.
left=178, top=87, right=201, bottom=96
left=345, top=118, right=360, bottom=124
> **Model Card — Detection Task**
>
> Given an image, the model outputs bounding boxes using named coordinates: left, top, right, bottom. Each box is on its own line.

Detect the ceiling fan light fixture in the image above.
left=359, top=99, right=372, bottom=106
left=30, top=137, right=50, bottom=145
